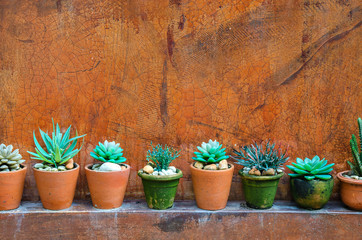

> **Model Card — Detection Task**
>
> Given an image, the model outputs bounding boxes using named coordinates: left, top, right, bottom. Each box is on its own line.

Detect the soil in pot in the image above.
left=191, top=163, right=234, bottom=210
left=33, top=163, right=79, bottom=210
left=0, top=165, right=27, bottom=211
left=138, top=169, right=183, bottom=210
left=239, top=170, right=283, bottom=209
left=85, top=163, right=130, bottom=209
left=337, top=170, right=362, bottom=210
left=290, top=177, right=333, bottom=210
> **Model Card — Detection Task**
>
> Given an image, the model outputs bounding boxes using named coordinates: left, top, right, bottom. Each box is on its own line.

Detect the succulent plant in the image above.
left=192, top=139, right=229, bottom=163
left=287, top=156, right=334, bottom=180
left=28, top=120, right=86, bottom=169
left=146, top=143, right=180, bottom=171
left=348, top=117, right=362, bottom=177
left=90, top=140, right=126, bottom=164
left=0, top=144, right=25, bottom=172
left=232, top=140, right=289, bottom=173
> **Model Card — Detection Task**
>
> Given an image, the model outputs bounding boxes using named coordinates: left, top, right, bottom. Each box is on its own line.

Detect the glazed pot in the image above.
left=138, top=169, right=183, bottom=210
left=337, top=170, right=362, bottom=210
left=85, top=163, right=130, bottom=209
left=33, top=163, right=79, bottom=210
left=0, top=165, right=27, bottom=210
left=239, top=170, right=283, bottom=209
left=190, top=163, right=234, bottom=210
left=290, top=177, right=333, bottom=210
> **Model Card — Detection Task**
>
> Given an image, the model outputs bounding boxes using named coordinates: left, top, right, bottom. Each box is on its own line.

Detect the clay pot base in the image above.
left=337, top=171, right=362, bottom=210
left=191, top=163, right=234, bottom=210
left=86, top=163, right=130, bottom=209
left=138, top=169, right=183, bottom=210
left=33, top=163, right=79, bottom=210
left=0, top=165, right=27, bottom=211
left=239, top=171, right=284, bottom=209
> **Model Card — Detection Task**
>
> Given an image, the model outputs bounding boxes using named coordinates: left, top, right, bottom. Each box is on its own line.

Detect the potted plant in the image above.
left=138, top=143, right=182, bottom=210
left=337, top=117, right=362, bottom=210
left=190, top=139, right=233, bottom=210
left=232, top=140, right=289, bottom=209
left=0, top=144, right=27, bottom=210
left=287, top=156, right=334, bottom=209
left=28, top=120, right=85, bottom=210
left=85, top=140, right=130, bottom=209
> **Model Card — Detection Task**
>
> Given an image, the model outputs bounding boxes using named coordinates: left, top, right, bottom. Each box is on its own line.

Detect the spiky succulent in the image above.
left=28, top=120, right=86, bottom=168
left=287, top=156, right=334, bottom=180
left=0, top=144, right=25, bottom=172
left=348, top=117, right=362, bottom=177
left=232, top=140, right=289, bottom=172
left=193, top=140, right=229, bottom=163
left=146, top=143, right=180, bottom=171
left=90, top=140, right=126, bottom=163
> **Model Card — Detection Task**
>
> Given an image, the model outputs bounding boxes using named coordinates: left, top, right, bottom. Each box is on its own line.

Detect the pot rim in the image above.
left=190, top=162, right=234, bottom=173
left=85, top=163, right=130, bottom=172
left=0, top=164, right=27, bottom=175
left=290, top=175, right=334, bottom=182
left=238, top=169, right=284, bottom=180
left=138, top=168, right=183, bottom=181
left=337, top=170, right=362, bottom=185
left=32, top=162, right=79, bottom=173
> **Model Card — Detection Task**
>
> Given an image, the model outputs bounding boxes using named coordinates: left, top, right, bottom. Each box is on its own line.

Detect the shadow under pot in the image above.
left=138, top=169, right=183, bottom=210
left=239, top=171, right=283, bottom=209
left=190, top=163, right=234, bottom=210
left=85, top=163, right=130, bottom=209
left=337, top=171, right=362, bottom=210
left=33, top=163, right=79, bottom=210
left=0, top=165, right=27, bottom=210
left=290, top=177, right=333, bottom=210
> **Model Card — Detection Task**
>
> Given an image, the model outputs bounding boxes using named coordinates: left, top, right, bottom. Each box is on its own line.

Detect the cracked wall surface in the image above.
left=0, top=0, right=361, bottom=201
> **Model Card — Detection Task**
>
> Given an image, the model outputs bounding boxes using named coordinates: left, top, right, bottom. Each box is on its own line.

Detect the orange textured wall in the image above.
left=0, top=0, right=361, bottom=201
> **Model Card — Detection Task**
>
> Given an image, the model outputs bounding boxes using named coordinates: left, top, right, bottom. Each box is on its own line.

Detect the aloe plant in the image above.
left=348, top=118, right=362, bottom=177
left=90, top=140, right=126, bottom=164
left=232, top=140, right=289, bottom=173
left=28, top=120, right=86, bottom=169
left=193, top=140, right=229, bottom=163
left=287, top=156, right=334, bottom=180
left=146, top=143, right=180, bottom=171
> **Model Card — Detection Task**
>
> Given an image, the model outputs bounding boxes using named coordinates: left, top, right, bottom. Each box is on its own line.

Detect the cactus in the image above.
left=90, top=140, right=126, bottom=163
left=192, top=139, right=229, bottom=163
left=146, top=143, right=180, bottom=171
left=28, top=120, right=86, bottom=170
left=232, top=140, right=289, bottom=174
left=287, top=156, right=334, bottom=180
left=348, top=118, right=362, bottom=177
left=0, top=144, right=25, bottom=172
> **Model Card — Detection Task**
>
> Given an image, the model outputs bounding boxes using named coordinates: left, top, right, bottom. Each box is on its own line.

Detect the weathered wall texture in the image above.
left=0, top=0, right=361, bottom=201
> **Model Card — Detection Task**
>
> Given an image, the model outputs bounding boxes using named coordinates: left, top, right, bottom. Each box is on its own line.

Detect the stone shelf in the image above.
left=0, top=201, right=360, bottom=239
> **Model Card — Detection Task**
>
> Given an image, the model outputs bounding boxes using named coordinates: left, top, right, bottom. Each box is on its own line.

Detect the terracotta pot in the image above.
left=239, top=170, right=283, bottom=209
left=290, top=177, right=333, bottom=210
left=85, top=163, right=130, bottom=209
left=337, top=170, right=362, bottom=210
left=190, top=163, right=234, bottom=210
left=33, top=163, right=79, bottom=210
left=138, top=169, right=183, bottom=210
left=0, top=165, right=27, bottom=210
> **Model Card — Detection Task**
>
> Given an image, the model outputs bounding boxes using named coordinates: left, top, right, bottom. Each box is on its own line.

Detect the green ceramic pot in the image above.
left=290, top=177, right=333, bottom=210
left=239, top=170, right=283, bottom=209
left=138, top=169, right=183, bottom=210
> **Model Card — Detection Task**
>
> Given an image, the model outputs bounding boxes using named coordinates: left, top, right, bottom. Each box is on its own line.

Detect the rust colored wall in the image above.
left=0, top=0, right=361, bottom=201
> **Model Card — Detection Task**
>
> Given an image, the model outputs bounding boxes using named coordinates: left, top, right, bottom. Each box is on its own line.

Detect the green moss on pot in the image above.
left=290, top=177, right=333, bottom=210
left=138, top=169, right=183, bottom=210
left=239, top=171, right=283, bottom=209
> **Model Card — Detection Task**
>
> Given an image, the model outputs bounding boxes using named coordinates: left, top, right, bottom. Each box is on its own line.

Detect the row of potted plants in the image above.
left=0, top=118, right=361, bottom=211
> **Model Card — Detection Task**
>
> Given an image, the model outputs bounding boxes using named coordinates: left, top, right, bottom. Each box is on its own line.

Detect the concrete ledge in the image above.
left=0, top=201, right=360, bottom=240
